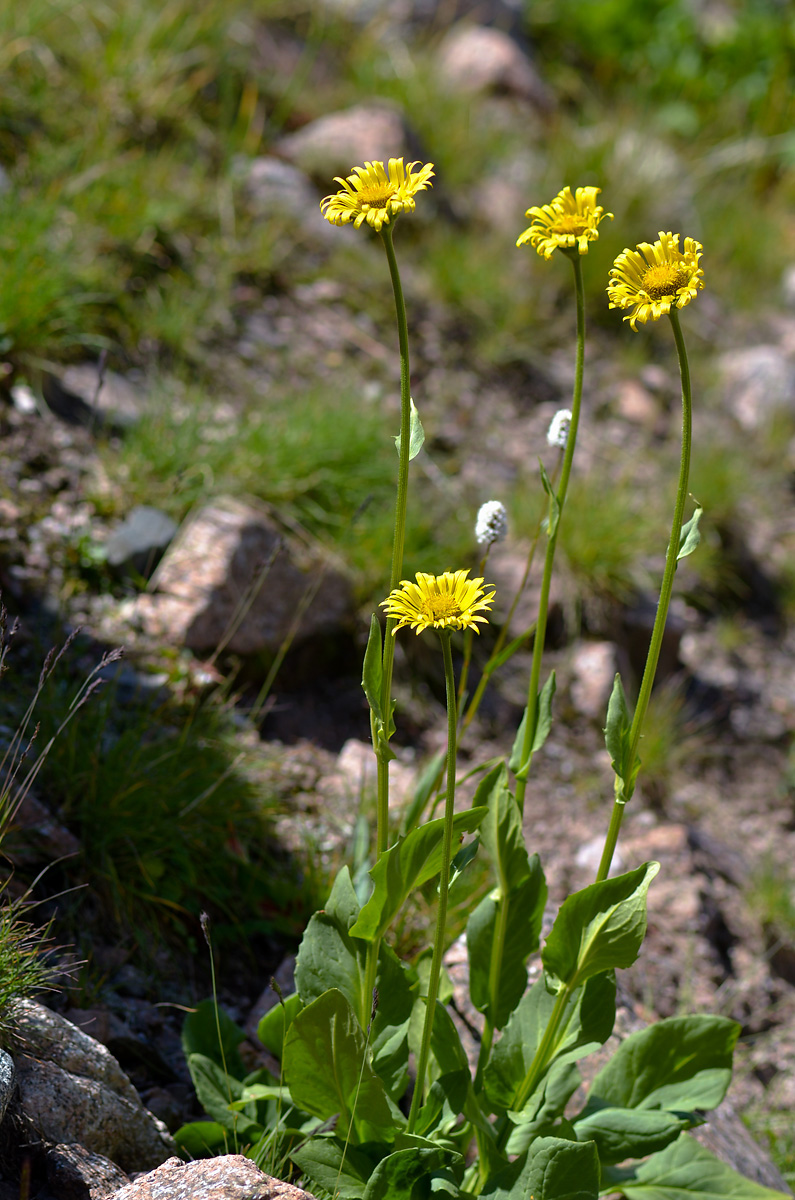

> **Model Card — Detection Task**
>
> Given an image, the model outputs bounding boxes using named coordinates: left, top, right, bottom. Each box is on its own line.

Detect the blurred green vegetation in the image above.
left=23, top=667, right=313, bottom=948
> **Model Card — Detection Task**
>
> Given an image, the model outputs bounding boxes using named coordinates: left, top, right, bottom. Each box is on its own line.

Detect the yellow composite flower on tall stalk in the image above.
left=517, top=185, right=612, bottom=258
left=320, top=157, right=435, bottom=232
left=607, top=231, right=704, bottom=330
left=381, top=570, right=495, bottom=636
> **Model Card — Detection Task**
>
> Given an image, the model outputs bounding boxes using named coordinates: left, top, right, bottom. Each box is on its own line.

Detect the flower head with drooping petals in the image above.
left=517, top=186, right=612, bottom=259
left=381, top=570, right=495, bottom=636
left=320, top=158, right=435, bottom=233
left=607, top=232, right=704, bottom=330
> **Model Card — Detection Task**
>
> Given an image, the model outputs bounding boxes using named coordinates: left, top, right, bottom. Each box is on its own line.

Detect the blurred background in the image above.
left=1, top=0, right=795, bottom=1180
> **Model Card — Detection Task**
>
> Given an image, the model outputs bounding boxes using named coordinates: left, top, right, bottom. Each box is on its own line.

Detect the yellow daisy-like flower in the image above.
left=320, top=157, right=434, bottom=232
left=517, top=186, right=612, bottom=259
left=381, top=570, right=495, bottom=636
left=607, top=232, right=704, bottom=330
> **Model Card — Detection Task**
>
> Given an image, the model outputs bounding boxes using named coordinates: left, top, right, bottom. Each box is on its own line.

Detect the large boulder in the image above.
left=718, top=344, right=795, bottom=430
left=275, top=104, right=411, bottom=182
left=436, top=23, right=553, bottom=110
left=129, top=497, right=354, bottom=657
left=11, top=1000, right=174, bottom=1174
left=107, top=1155, right=318, bottom=1200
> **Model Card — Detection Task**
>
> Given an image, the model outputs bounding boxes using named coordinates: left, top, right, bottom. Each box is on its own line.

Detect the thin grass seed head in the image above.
left=547, top=408, right=572, bottom=450
left=475, top=500, right=508, bottom=547
left=607, top=232, right=704, bottom=330
left=382, top=569, right=495, bottom=636
left=320, top=158, right=434, bottom=232
left=517, top=186, right=613, bottom=258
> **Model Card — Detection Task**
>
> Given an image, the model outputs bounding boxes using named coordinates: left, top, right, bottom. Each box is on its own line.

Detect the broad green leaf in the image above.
left=400, top=749, right=445, bottom=836
left=174, top=1119, right=229, bottom=1158
left=394, top=397, right=425, bottom=460
left=283, top=988, right=397, bottom=1144
left=531, top=672, right=557, bottom=757
left=542, top=862, right=660, bottom=990
left=475, top=764, right=532, bottom=892
left=430, top=998, right=470, bottom=1076
left=364, top=1145, right=460, bottom=1200
left=484, top=972, right=615, bottom=1114
left=610, top=1132, right=791, bottom=1200
left=677, top=506, right=703, bottom=561
left=185, top=1053, right=260, bottom=1136
left=348, top=808, right=488, bottom=942
left=325, top=863, right=362, bottom=926
left=485, top=1136, right=600, bottom=1200
left=573, top=1106, right=688, bottom=1165
left=505, top=1061, right=582, bottom=1155
left=291, top=1136, right=376, bottom=1200
left=294, top=867, right=369, bottom=1028
left=362, top=614, right=383, bottom=722
left=257, top=992, right=303, bottom=1059
left=467, top=759, right=547, bottom=1022
left=230, top=1083, right=288, bottom=1106
left=584, top=1015, right=740, bottom=1115
left=467, top=864, right=546, bottom=1028
left=370, top=943, right=417, bottom=1101
left=416, top=1069, right=471, bottom=1138
left=182, top=998, right=246, bottom=1078
left=509, top=672, right=557, bottom=781
left=449, top=835, right=481, bottom=886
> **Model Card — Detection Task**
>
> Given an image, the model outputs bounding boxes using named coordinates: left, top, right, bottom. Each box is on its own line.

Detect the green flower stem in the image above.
left=457, top=552, right=488, bottom=713
left=595, top=307, right=693, bottom=882
left=514, top=251, right=585, bottom=814
left=362, top=224, right=414, bottom=1024
left=473, top=889, right=510, bottom=1089
left=376, top=222, right=413, bottom=859
left=494, top=979, right=577, bottom=1154
left=407, top=629, right=458, bottom=1134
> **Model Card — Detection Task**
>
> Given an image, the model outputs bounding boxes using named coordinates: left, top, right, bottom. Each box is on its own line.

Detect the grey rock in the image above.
left=718, top=344, right=795, bottom=430
left=239, top=158, right=332, bottom=242
left=437, top=23, right=553, bottom=110
left=470, top=151, right=543, bottom=230
left=3, top=788, right=81, bottom=864
left=41, top=367, right=143, bottom=433
left=62, top=364, right=144, bottom=430
left=0, top=1049, right=14, bottom=1125
left=782, top=263, right=795, bottom=309
left=569, top=640, right=619, bottom=721
left=12, top=1000, right=174, bottom=1174
left=105, top=506, right=179, bottom=579
left=131, top=497, right=354, bottom=656
left=575, top=835, right=626, bottom=877
left=275, top=104, right=410, bottom=182
left=46, top=1142, right=129, bottom=1200
left=106, top=1155, right=319, bottom=1200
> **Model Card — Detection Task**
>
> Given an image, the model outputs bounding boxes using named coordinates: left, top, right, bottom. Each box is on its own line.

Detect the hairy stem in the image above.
left=596, top=307, right=693, bottom=881
left=407, top=630, right=458, bottom=1133
left=514, top=252, right=585, bottom=813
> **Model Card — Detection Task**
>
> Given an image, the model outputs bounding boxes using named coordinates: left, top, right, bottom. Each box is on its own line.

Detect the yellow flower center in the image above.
left=641, top=263, right=689, bottom=300
left=553, top=214, right=588, bottom=235
left=423, top=594, right=461, bottom=622
left=357, top=182, right=398, bottom=208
